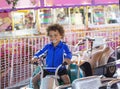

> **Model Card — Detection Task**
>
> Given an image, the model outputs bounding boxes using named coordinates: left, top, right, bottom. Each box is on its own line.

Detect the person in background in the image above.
left=31, top=24, right=72, bottom=89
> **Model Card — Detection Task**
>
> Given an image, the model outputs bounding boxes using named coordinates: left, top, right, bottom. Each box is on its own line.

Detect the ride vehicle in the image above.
left=28, top=54, right=85, bottom=89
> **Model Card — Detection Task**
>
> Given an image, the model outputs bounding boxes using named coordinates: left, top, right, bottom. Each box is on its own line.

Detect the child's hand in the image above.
left=63, top=58, right=71, bottom=65
left=30, top=58, right=38, bottom=64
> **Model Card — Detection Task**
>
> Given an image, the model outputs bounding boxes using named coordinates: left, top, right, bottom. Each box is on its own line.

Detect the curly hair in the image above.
left=46, top=24, right=65, bottom=38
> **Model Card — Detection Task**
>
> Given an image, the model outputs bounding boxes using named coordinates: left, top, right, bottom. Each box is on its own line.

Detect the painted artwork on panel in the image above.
left=0, top=0, right=40, bottom=10
left=0, top=12, right=12, bottom=32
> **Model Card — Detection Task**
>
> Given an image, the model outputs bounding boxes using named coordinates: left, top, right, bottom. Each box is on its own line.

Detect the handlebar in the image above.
left=62, top=62, right=68, bottom=66
left=29, top=60, right=38, bottom=65
left=30, top=53, right=47, bottom=65
left=33, top=62, right=39, bottom=65
left=84, top=36, right=95, bottom=43
left=39, top=62, right=68, bottom=79
left=55, top=62, right=68, bottom=78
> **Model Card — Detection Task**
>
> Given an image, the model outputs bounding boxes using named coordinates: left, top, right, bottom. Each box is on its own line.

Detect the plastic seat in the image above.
left=72, top=76, right=102, bottom=89
left=29, top=66, right=41, bottom=88
left=68, top=63, right=85, bottom=83
left=79, top=62, right=92, bottom=76
left=32, top=66, right=41, bottom=77
left=58, top=63, right=84, bottom=85
left=99, top=78, right=120, bottom=89
left=56, top=76, right=102, bottom=89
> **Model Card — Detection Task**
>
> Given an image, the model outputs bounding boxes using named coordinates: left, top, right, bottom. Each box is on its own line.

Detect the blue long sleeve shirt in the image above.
left=33, top=41, right=72, bottom=72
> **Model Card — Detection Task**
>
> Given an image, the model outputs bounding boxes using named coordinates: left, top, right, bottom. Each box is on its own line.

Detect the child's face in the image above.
left=49, top=30, right=62, bottom=45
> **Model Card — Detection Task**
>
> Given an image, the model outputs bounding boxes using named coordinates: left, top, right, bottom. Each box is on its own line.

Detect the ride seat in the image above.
left=72, top=76, right=102, bottom=89
left=68, top=63, right=85, bottom=83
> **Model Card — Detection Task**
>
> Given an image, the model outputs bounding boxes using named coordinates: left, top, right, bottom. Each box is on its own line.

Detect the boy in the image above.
left=31, top=24, right=72, bottom=89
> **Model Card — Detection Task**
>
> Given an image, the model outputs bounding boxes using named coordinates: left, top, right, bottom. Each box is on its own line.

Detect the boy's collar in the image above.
left=50, top=41, right=63, bottom=47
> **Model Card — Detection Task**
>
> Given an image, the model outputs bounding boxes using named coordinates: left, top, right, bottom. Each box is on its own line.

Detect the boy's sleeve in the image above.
left=33, top=44, right=48, bottom=58
left=64, top=44, right=72, bottom=59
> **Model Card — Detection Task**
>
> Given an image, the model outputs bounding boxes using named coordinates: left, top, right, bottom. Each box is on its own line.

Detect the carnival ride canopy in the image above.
left=0, top=0, right=119, bottom=11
